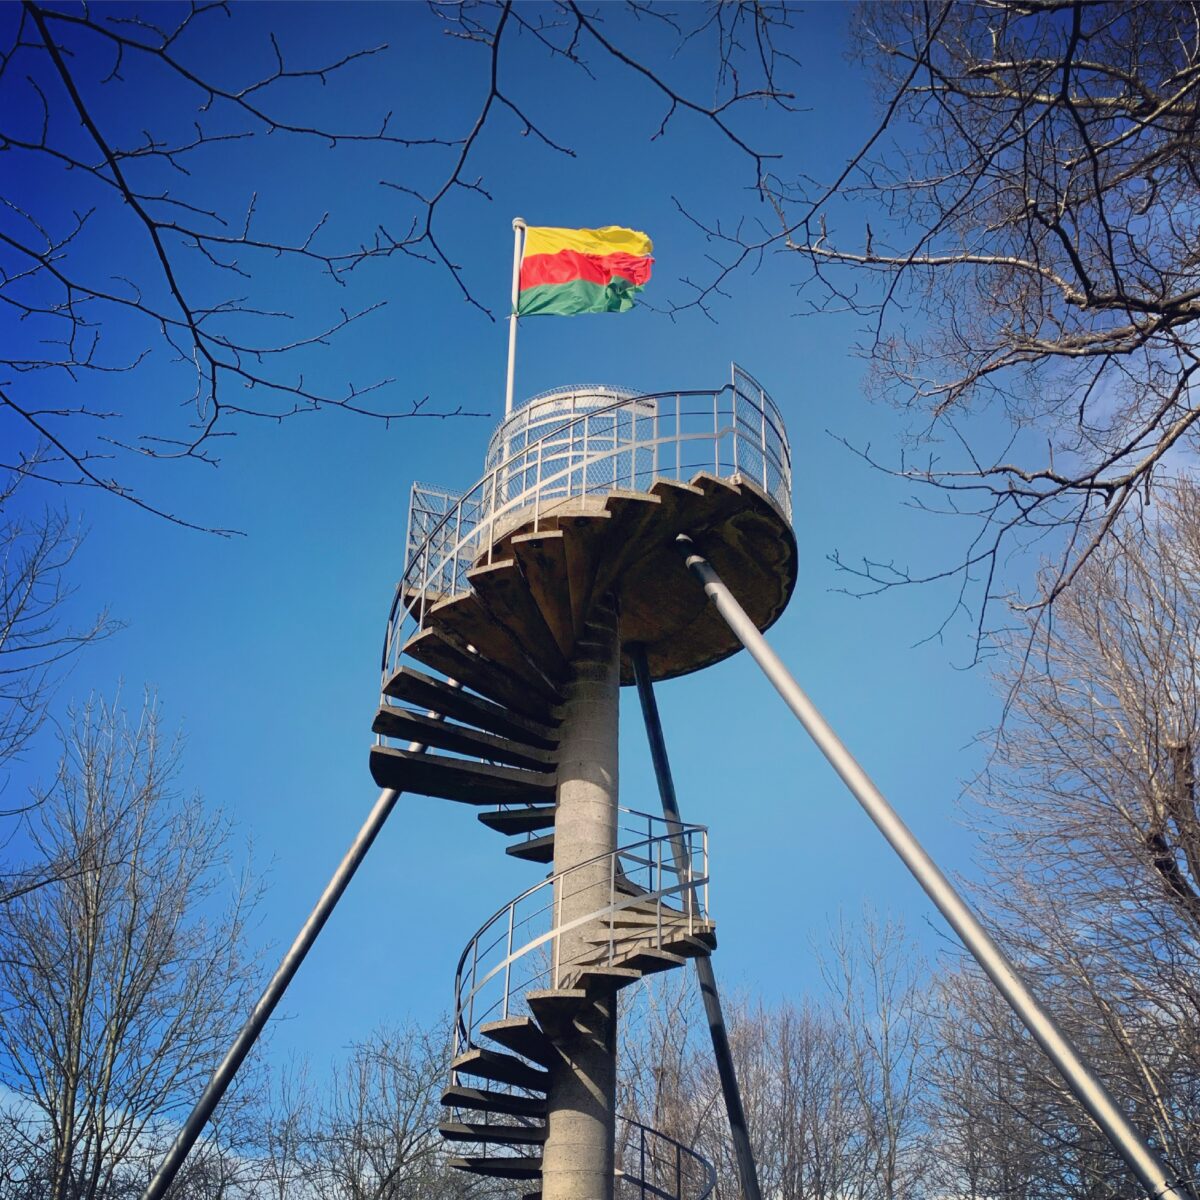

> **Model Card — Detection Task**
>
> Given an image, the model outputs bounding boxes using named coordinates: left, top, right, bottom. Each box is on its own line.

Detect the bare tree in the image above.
left=298, top=1023, right=486, bottom=1200
left=619, top=923, right=933, bottom=1200
left=820, top=914, right=932, bottom=1200
left=0, top=693, right=261, bottom=1200
left=254, top=1060, right=313, bottom=1200
left=683, top=1, right=1200, bottom=648
left=928, top=480, right=1200, bottom=1195
left=1, top=1, right=795, bottom=530
left=0, top=464, right=114, bottom=787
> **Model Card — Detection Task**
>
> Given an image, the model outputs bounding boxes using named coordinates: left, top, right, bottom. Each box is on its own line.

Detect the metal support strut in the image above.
left=140, top=700, right=453, bottom=1200
left=676, top=535, right=1190, bottom=1200
left=631, top=643, right=763, bottom=1200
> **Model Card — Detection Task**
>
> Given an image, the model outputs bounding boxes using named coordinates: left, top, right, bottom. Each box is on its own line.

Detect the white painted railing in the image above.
left=451, top=809, right=709, bottom=1062
left=381, top=364, right=790, bottom=685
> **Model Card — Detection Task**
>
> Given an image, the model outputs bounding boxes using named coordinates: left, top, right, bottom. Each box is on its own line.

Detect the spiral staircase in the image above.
left=370, top=368, right=795, bottom=1198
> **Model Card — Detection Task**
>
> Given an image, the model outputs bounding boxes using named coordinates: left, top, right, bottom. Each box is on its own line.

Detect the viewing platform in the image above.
left=380, top=363, right=796, bottom=688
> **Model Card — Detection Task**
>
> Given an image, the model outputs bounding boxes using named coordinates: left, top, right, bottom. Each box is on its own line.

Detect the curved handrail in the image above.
left=407, top=387, right=759, bottom=590
left=618, top=1116, right=717, bottom=1200
left=451, top=815, right=709, bottom=1060
left=415, top=382, right=788, bottom=586
left=380, top=370, right=791, bottom=684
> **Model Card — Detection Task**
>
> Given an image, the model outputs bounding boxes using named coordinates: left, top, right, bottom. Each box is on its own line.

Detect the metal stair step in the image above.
left=526, top=987, right=589, bottom=1034
left=441, top=1085, right=546, bottom=1119
left=439, top=1120, right=547, bottom=1146
left=588, top=916, right=715, bottom=936
left=602, top=909, right=713, bottom=931
left=610, top=947, right=687, bottom=976
left=402, top=628, right=558, bottom=720
left=649, top=477, right=708, bottom=526
left=383, top=665, right=559, bottom=746
left=564, top=964, right=642, bottom=991
left=467, top=558, right=570, bottom=683
left=582, top=928, right=717, bottom=963
left=509, top=530, right=574, bottom=660
left=372, top=705, right=555, bottom=772
left=695, top=472, right=749, bottom=520
left=478, top=805, right=557, bottom=836
left=369, top=746, right=556, bottom=806
left=591, top=490, right=666, bottom=599
left=505, top=833, right=555, bottom=864
left=479, top=1017, right=557, bottom=1069
left=557, top=509, right=611, bottom=639
left=427, top=591, right=565, bottom=697
left=450, top=1155, right=542, bottom=1180
left=452, top=1047, right=550, bottom=1092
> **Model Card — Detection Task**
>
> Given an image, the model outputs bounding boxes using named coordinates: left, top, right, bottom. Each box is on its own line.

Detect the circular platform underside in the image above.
left=481, top=472, right=797, bottom=685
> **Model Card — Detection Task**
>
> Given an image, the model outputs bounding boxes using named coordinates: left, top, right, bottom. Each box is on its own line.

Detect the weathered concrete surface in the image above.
left=542, top=597, right=620, bottom=1200
left=541, top=994, right=617, bottom=1200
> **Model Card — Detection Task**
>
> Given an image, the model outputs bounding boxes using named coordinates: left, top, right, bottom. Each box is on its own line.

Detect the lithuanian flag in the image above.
left=517, top=226, right=653, bottom=317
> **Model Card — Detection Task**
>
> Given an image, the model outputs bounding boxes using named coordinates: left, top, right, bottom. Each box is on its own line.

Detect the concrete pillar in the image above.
left=542, top=597, right=620, bottom=1200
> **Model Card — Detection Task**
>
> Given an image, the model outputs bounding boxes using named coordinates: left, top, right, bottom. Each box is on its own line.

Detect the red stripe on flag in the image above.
left=520, top=249, right=653, bottom=291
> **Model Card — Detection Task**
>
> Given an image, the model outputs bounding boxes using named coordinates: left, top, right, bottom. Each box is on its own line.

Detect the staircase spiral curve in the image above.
left=370, top=366, right=795, bottom=1198
left=441, top=812, right=716, bottom=1196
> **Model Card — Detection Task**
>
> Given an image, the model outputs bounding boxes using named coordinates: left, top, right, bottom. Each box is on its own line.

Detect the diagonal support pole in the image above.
left=630, top=642, right=763, bottom=1200
left=140, top=691, right=455, bottom=1200
left=676, top=534, right=1190, bottom=1200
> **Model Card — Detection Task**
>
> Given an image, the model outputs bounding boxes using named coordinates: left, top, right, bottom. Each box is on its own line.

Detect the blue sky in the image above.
left=4, top=3, right=1025, bottom=1072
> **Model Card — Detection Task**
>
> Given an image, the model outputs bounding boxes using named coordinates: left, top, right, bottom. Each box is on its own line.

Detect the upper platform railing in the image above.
left=381, top=364, right=791, bottom=686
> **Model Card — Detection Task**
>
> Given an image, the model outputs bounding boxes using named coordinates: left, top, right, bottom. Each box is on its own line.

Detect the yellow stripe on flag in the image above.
left=523, top=225, right=653, bottom=259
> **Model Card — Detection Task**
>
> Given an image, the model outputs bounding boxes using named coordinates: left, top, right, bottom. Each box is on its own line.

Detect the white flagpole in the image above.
left=505, top=217, right=526, bottom=417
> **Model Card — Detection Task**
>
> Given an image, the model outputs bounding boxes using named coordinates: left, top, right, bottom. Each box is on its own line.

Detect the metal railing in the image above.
left=381, top=364, right=791, bottom=686
left=437, top=1113, right=714, bottom=1200
left=451, top=810, right=709, bottom=1063
left=483, top=383, right=643, bottom=472
left=618, top=1117, right=717, bottom=1200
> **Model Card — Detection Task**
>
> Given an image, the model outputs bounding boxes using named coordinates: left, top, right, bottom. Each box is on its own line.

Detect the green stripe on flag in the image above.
left=517, top=277, right=644, bottom=317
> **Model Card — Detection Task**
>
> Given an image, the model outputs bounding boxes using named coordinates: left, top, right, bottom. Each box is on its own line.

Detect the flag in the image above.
left=517, top=225, right=653, bottom=317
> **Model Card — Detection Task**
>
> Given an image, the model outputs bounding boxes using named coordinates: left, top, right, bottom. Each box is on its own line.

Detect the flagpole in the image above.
left=505, top=217, right=526, bottom=417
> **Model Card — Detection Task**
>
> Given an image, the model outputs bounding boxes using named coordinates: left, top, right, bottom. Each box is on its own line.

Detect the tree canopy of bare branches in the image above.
left=682, top=1, right=1200, bottom=648
left=0, top=694, right=260, bottom=1200
left=0, top=466, right=113, bottom=787
left=619, top=916, right=931, bottom=1200
left=937, top=482, right=1200, bottom=1196
left=0, top=1, right=796, bottom=530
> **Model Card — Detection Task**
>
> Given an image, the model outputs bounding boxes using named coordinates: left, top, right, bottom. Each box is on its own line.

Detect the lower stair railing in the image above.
left=617, top=1117, right=717, bottom=1200
left=441, top=811, right=717, bottom=1195
left=451, top=810, right=710, bottom=1061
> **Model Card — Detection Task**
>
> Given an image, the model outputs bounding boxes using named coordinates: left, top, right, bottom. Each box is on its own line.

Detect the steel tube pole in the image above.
left=630, top=643, right=763, bottom=1200
left=504, top=217, right=526, bottom=418
left=676, top=536, right=1189, bottom=1200
left=141, top=698, right=455, bottom=1200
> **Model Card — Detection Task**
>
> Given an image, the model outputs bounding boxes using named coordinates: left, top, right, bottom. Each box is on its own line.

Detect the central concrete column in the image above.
left=541, top=596, right=620, bottom=1200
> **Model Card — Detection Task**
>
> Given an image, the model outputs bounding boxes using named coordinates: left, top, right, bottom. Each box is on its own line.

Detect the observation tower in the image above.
left=371, top=365, right=795, bottom=1199
left=144, top=363, right=1193, bottom=1200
